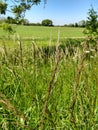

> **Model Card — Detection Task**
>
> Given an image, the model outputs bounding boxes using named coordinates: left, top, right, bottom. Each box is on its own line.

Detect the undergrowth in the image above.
left=0, top=37, right=98, bottom=130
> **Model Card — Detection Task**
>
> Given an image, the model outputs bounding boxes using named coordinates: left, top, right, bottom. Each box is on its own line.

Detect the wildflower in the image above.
left=85, top=50, right=90, bottom=53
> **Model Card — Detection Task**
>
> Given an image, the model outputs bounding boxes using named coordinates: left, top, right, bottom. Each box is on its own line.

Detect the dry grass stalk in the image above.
left=39, top=54, right=61, bottom=130
left=70, top=38, right=89, bottom=128
left=39, top=29, right=61, bottom=130
left=0, top=93, right=28, bottom=123
left=40, top=55, right=61, bottom=130
left=18, top=40, right=23, bottom=67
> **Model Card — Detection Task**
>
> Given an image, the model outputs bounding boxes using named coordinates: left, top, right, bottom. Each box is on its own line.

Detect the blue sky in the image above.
left=6, top=0, right=98, bottom=25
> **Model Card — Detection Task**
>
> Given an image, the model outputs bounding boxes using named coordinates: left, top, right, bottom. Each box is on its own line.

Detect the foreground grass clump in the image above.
left=0, top=38, right=98, bottom=130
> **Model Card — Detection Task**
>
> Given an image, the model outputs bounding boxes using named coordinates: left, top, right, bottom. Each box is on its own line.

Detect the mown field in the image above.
left=0, top=25, right=85, bottom=39
left=0, top=26, right=98, bottom=130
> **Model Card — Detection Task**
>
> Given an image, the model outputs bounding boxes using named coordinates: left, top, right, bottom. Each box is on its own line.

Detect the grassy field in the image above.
left=0, top=25, right=85, bottom=47
left=0, top=26, right=98, bottom=129
left=0, top=25, right=85, bottom=39
left=16, top=26, right=85, bottom=38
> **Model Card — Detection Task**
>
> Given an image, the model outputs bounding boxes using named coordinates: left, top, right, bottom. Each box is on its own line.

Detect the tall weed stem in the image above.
left=70, top=38, right=89, bottom=129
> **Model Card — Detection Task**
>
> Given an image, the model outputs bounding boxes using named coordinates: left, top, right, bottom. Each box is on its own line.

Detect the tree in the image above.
left=0, top=0, right=47, bottom=25
left=68, top=23, right=74, bottom=27
left=18, top=18, right=29, bottom=25
left=84, top=7, right=98, bottom=36
left=6, top=16, right=16, bottom=24
left=0, top=0, right=45, bottom=20
left=0, top=1, right=7, bottom=14
left=42, top=19, right=53, bottom=26
left=74, top=22, right=78, bottom=27
left=78, top=20, right=86, bottom=27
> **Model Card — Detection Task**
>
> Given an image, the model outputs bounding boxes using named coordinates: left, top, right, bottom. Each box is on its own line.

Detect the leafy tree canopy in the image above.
left=0, top=0, right=46, bottom=19
left=0, top=1, right=7, bottom=14
left=0, top=0, right=46, bottom=35
left=42, top=19, right=53, bottom=26
left=78, top=20, right=86, bottom=27
left=84, top=7, right=98, bottom=36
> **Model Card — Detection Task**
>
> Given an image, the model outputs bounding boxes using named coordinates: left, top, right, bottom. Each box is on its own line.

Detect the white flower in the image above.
left=85, top=50, right=90, bottom=53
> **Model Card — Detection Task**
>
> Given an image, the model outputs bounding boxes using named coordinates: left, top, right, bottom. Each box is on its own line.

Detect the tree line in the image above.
left=0, top=17, right=87, bottom=27
left=0, top=17, right=53, bottom=26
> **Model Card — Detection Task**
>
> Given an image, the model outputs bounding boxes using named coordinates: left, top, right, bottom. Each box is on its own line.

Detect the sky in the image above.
left=5, top=0, right=98, bottom=25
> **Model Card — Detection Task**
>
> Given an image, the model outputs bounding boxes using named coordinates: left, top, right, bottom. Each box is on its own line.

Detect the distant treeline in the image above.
left=0, top=16, right=86, bottom=27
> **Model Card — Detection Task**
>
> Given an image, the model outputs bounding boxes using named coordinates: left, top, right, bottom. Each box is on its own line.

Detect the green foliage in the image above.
left=78, top=20, right=86, bottom=27
left=2, top=23, right=15, bottom=37
left=74, top=22, right=78, bottom=27
left=11, top=5, right=25, bottom=18
left=18, top=18, right=29, bottom=25
left=6, top=16, right=29, bottom=25
left=6, top=16, right=16, bottom=24
left=42, top=19, right=53, bottom=26
left=0, top=0, right=41, bottom=19
left=84, top=7, right=98, bottom=36
left=0, top=1, right=7, bottom=15
left=0, top=0, right=43, bottom=25
left=0, top=38, right=98, bottom=129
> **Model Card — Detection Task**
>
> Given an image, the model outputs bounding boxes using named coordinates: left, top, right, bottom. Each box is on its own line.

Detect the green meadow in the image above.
left=0, top=25, right=84, bottom=39
left=16, top=26, right=85, bottom=38
left=0, top=25, right=85, bottom=47
left=0, top=26, right=98, bottom=130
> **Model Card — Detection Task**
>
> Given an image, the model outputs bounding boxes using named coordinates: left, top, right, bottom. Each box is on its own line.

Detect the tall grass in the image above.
left=0, top=37, right=98, bottom=130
